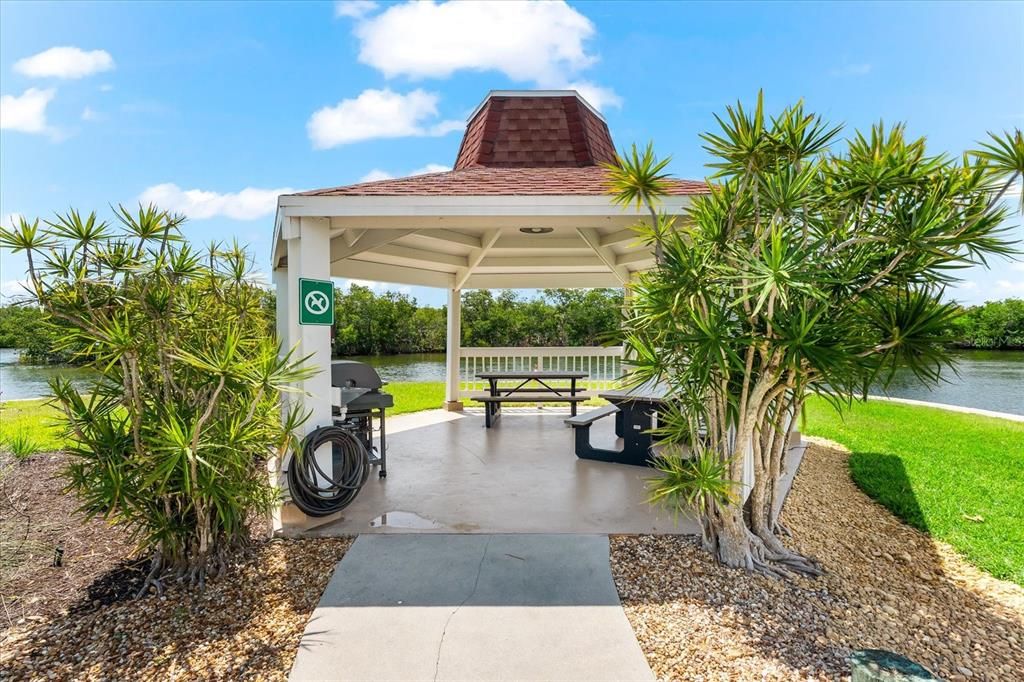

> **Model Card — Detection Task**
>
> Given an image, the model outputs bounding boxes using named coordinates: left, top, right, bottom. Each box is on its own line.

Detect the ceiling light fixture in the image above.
left=519, top=227, right=554, bottom=234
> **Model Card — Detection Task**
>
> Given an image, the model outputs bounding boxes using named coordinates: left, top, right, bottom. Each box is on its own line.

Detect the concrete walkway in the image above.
left=289, top=534, right=653, bottom=681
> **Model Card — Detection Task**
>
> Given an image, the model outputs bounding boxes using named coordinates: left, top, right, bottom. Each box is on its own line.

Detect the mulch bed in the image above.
left=1, top=453, right=353, bottom=680
left=611, top=439, right=1024, bottom=681
left=1, top=452, right=137, bottom=626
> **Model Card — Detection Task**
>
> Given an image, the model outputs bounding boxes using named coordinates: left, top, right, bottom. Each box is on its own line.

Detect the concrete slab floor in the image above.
left=299, top=407, right=688, bottom=536
left=289, top=534, right=654, bottom=681
left=295, top=407, right=806, bottom=537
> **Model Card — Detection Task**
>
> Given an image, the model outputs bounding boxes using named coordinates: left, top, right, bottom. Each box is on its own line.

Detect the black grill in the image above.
left=331, top=360, right=392, bottom=478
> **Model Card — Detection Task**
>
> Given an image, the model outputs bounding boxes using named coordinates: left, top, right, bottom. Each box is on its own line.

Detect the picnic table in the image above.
left=564, top=384, right=670, bottom=467
left=474, top=370, right=589, bottom=428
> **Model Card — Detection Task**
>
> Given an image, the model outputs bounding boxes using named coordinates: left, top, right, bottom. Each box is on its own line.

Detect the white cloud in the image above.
left=359, top=169, right=394, bottom=183
left=0, top=279, right=31, bottom=302
left=99, top=83, right=114, bottom=92
left=1009, top=261, right=1024, bottom=272
left=3, top=213, right=24, bottom=228
left=358, top=163, right=450, bottom=183
left=81, top=106, right=100, bottom=121
left=13, top=46, right=114, bottom=79
left=352, top=1, right=597, bottom=83
left=829, top=63, right=872, bottom=77
left=307, top=88, right=463, bottom=149
left=335, top=0, right=377, bottom=18
left=0, top=88, right=56, bottom=135
left=342, top=0, right=620, bottom=110
left=996, top=279, right=1024, bottom=294
left=566, top=81, right=622, bottom=111
left=138, top=184, right=295, bottom=221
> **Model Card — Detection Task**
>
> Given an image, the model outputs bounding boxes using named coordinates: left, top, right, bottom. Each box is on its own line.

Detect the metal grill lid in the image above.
left=331, top=360, right=385, bottom=390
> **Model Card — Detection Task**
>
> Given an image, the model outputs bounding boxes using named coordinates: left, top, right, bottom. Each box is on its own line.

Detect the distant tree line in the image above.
left=330, top=285, right=625, bottom=356
left=6, top=293, right=1019, bottom=362
left=949, top=298, right=1024, bottom=349
left=0, top=305, right=70, bottom=363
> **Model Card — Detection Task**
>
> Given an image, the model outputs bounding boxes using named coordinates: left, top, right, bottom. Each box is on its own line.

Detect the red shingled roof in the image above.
left=294, top=91, right=708, bottom=198
left=454, top=94, right=617, bottom=169
left=294, top=166, right=707, bottom=197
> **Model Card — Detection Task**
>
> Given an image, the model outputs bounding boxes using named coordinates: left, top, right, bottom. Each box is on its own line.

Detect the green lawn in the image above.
left=0, top=398, right=67, bottom=453
left=388, top=381, right=446, bottom=415
left=0, top=381, right=599, bottom=454
left=803, top=397, right=1024, bottom=586
left=0, top=384, right=453, bottom=454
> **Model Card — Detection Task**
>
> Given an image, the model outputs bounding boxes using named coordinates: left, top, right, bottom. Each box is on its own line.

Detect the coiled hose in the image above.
left=287, top=425, right=370, bottom=517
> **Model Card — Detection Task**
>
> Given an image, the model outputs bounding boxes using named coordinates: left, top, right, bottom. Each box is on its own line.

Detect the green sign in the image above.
left=299, top=278, right=334, bottom=325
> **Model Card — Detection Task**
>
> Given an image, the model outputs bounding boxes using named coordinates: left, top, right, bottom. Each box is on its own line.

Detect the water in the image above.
left=0, top=348, right=97, bottom=401
left=351, top=350, right=1024, bottom=416
left=344, top=353, right=446, bottom=383
left=3, top=348, right=1021, bottom=415
left=870, top=350, right=1023, bottom=416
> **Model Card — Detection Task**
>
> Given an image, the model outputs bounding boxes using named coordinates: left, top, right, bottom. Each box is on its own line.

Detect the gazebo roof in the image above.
left=273, top=90, right=708, bottom=290
left=294, top=166, right=707, bottom=197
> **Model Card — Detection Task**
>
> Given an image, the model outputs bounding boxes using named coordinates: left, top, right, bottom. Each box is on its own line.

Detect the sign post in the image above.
left=299, top=278, right=334, bottom=326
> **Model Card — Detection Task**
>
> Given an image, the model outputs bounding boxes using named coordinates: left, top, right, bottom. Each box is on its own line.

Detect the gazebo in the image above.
left=271, top=90, right=708, bottom=528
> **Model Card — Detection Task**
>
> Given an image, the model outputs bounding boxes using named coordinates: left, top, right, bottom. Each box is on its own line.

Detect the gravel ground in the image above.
left=610, top=438, right=1024, bottom=681
left=1, top=537, right=352, bottom=680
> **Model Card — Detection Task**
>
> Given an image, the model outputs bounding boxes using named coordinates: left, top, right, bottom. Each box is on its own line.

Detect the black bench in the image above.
left=474, top=370, right=589, bottom=428
left=564, top=404, right=622, bottom=457
left=565, top=400, right=660, bottom=467
left=475, top=393, right=589, bottom=428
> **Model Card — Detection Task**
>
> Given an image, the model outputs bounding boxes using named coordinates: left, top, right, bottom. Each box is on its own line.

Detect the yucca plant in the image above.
left=2, top=430, right=39, bottom=461
left=618, top=93, right=1021, bottom=577
left=0, top=206, right=315, bottom=592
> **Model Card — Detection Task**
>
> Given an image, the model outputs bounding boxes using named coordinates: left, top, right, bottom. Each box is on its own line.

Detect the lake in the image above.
left=2, top=348, right=1021, bottom=415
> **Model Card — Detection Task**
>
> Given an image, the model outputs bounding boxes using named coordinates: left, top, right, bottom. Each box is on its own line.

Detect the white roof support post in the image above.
left=286, top=216, right=335, bottom=508
left=273, top=267, right=290, bottom=359
left=445, top=287, right=463, bottom=411
left=269, top=265, right=291, bottom=534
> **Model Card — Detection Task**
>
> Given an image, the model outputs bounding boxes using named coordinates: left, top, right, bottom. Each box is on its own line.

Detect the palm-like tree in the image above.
left=617, top=95, right=1021, bottom=577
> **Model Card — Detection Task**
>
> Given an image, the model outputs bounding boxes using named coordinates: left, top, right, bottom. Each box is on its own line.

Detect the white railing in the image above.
left=459, top=346, right=625, bottom=394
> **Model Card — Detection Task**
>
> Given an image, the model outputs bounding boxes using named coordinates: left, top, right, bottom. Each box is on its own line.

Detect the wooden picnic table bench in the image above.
left=474, top=370, right=589, bottom=427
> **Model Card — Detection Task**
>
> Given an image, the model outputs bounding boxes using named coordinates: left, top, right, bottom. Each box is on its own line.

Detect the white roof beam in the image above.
left=599, top=228, right=639, bottom=246
left=332, top=259, right=455, bottom=288
left=479, top=255, right=604, bottom=269
left=466, top=272, right=622, bottom=289
left=330, top=229, right=418, bottom=264
left=577, top=227, right=630, bottom=285
left=362, top=243, right=468, bottom=269
left=454, top=228, right=501, bottom=290
left=416, top=229, right=482, bottom=249
left=492, top=236, right=588, bottom=249
left=616, top=250, right=656, bottom=266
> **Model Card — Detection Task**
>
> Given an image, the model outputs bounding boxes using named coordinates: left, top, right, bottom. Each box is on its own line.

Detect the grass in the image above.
left=803, top=397, right=1024, bottom=586
left=388, top=381, right=446, bottom=415
left=0, top=399, right=66, bottom=455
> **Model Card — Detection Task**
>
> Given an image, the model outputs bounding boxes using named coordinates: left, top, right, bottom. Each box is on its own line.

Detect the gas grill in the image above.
left=331, top=360, right=393, bottom=478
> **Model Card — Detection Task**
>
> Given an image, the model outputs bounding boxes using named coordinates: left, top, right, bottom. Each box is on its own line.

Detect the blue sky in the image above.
left=2, top=0, right=1022, bottom=308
